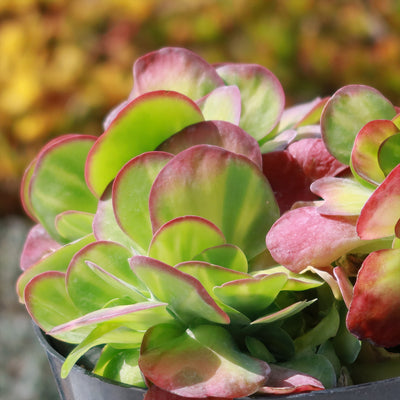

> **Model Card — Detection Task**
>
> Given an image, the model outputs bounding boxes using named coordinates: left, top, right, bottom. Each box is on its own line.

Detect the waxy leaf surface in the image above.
left=266, top=207, right=362, bottom=273
left=55, top=211, right=94, bottom=242
left=157, top=120, right=262, bottom=168
left=351, top=119, right=399, bottom=184
left=216, top=64, right=284, bottom=141
left=130, top=256, right=229, bottom=325
left=86, top=91, right=204, bottom=197
left=321, top=85, right=396, bottom=165
left=150, top=145, right=279, bottom=259
left=148, top=216, right=226, bottom=266
left=347, top=248, right=400, bottom=347
left=113, top=151, right=173, bottom=251
left=140, top=323, right=269, bottom=398
left=357, top=164, right=400, bottom=240
left=132, top=47, right=224, bottom=100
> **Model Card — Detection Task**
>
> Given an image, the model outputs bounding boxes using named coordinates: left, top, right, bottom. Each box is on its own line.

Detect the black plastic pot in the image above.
left=34, top=324, right=400, bottom=400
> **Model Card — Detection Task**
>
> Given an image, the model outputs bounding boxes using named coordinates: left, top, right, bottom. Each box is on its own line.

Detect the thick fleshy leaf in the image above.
left=61, top=324, right=143, bottom=378
left=266, top=207, right=362, bottom=273
left=93, top=185, right=140, bottom=252
left=50, top=302, right=170, bottom=334
left=94, top=346, right=145, bottom=387
left=20, top=224, right=61, bottom=270
left=113, top=151, right=173, bottom=251
left=193, top=244, right=248, bottom=273
left=29, top=135, right=98, bottom=240
left=351, top=119, right=399, bottom=184
left=357, top=164, right=400, bottom=240
left=150, top=145, right=279, bottom=259
left=216, top=63, right=284, bottom=141
left=17, top=234, right=94, bottom=301
left=262, top=151, right=317, bottom=214
left=132, top=47, right=224, bottom=100
left=157, top=120, right=262, bottom=168
left=20, top=157, right=39, bottom=222
left=378, top=133, right=400, bottom=176
left=196, top=85, right=241, bottom=125
left=332, top=267, right=353, bottom=309
left=251, top=300, right=316, bottom=325
left=287, top=138, right=348, bottom=181
left=85, top=91, right=204, bottom=197
left=144, top=383, right=229, bottom=400
left=347, top=248, right=400, bottom=347
left=213, top=274, right=287, bottom=318
left=259, top=129, right=297, bottom=153
left=130, top=256, right=229, bottom=325
left=55, top=211, right=94, bottom=242
left=311, top=177, right=374, bottom=216
left=139, top=323, right=269, bottom=398
left=321, top=85, right=396, bottom=165
left=148, top=216, right=226, bottom=266
left=66, top=241, right=145, bottom=313
left=257, top=364, right=324, bottom=395
left=24, top=271, right=87, bottom=343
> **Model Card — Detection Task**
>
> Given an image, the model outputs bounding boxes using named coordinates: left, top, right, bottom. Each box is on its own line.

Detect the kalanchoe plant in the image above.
left=17, top=47, right=400, bottom=400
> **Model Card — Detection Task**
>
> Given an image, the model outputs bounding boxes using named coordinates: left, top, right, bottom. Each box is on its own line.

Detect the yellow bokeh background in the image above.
left=1, top=0, right=400, bottom=214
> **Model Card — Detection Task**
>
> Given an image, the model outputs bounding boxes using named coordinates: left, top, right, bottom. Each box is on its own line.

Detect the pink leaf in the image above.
left=266, top=207, right=362, bottom=273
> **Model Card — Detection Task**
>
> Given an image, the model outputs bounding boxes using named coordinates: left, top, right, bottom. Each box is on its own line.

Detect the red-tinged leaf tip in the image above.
left=262, top=151, right=317, bottom=214
left=333, top=266, right=353, bottom=309
left=132, top=47, right=224, bottom=100
left=20, top=224, right=61, bottom=270
left=288, top=138, right=348, bottom=181
left=357, top=164, right=400, bottom=240
left=157, top=120, right=262, bottom=169
left=257, top=364, right=324, bottom=395
left=266, top=207, right=362, bottom=273
left=347, top=248, right=400, bottom=347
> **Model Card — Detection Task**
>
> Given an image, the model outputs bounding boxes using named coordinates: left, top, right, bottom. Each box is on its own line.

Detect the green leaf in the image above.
left=113, top=151, right=173, bottom=252
left=55, top=211, right=94, bottom=242
left=245, top=336, right=276, bottom=363
left=24, top=271, right=88, bottom=343
left=130, top=256, right=230, bottom=325
left=85, top=91, right=204, bottom=197
left=139, top=322, right=269, bottom=398
left=150, top=145, right=279, bottom=259
left=67, top=241, right=146, bottom=313
left=321, top=85, right=396, bottom=165
left=148, top=216, right=226, bottom=266
left=29, top=135, right=98, bottom=240
left=378, top=133, right=400, bottom=176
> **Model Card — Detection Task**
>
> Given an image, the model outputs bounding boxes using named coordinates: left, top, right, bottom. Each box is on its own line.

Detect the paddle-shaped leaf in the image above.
left=24, top=271, right=87, bottom=343
left=150, top=145, right=279, bottom=259
left=139, top=322, right=269, bottom=398
left=321, top=85, right=396, bottom=165
left=17, top=234, right=95, bottom=302
left=357, top=164, right=400, bottom=240
left=85, top=91, right=204, bottom=197
left=55, top=211, right=94, bottom=242
left=113, top=151, right=173, bottom=252
left=311, top=177, right=374, bottom=216
left=29, top=135, right=98, bottom=240
left=214, top=274, right=287, bottom=318
left=216, top=63, right=284, bottom=141
left=351, top=119, right=399, bottom=184
left=148, top=216, right=226, bottom=266
left=347, top=248, right=400, bottom=347
left=266, top=207, right=362, bottom=273
left=130, top=256, right=229, bottom=325
left=216, top=64, right=284, bottom=141
left=378, top=133, right=400, bottom=176
left=193, top=244, right=248, bottom=273
left=157, top=120, right=262, bottom=168
left=131, top=47, right=224, bottom=99
left=197, top=85, right=241, bottom=124
left=67, top=241, right=145, bottom=313
left=20, top=224, right=61, bottom=270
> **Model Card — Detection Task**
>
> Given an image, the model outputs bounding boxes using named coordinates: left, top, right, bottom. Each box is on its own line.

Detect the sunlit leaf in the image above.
left=55, top=211, right=94, bottom=242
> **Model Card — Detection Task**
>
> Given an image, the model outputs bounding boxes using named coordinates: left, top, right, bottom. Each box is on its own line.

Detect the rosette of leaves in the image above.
left=267, top=84, right=400, bottom=380
left=17, top=48, right=356, bottom=399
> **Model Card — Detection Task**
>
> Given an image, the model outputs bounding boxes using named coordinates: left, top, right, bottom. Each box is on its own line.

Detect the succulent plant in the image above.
left=17, top=47, right=399, bottom=399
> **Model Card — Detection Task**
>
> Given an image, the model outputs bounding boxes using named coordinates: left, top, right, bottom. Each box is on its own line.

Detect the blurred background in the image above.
left=1, top=0, right=400, bottom=399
